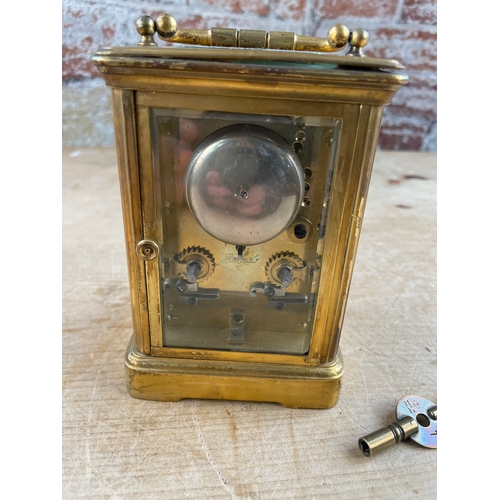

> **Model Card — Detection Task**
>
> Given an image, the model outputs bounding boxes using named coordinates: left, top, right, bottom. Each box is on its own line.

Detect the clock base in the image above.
left=124, top=337, right=343, bottom=409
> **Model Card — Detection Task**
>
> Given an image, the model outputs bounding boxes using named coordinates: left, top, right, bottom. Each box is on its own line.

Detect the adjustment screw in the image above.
left=232, top=314, right=244, bottom=323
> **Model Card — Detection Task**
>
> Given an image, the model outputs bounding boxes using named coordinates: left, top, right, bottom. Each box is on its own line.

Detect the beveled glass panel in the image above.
left=151, top=108, right=340, bottom=354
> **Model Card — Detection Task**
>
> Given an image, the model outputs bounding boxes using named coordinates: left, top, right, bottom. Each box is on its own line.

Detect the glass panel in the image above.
left=152, top=108, right=340, bottom=354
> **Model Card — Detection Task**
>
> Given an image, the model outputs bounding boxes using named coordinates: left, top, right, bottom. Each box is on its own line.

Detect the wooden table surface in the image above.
left=62, top=148, right=437, bottom=499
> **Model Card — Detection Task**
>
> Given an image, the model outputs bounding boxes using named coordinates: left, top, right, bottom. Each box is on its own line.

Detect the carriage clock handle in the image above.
left=135, top=13, right=369, bottom=57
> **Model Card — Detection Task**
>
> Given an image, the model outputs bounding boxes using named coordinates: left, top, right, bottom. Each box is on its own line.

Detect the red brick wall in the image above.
left=62, top=0, right=436, bottom=150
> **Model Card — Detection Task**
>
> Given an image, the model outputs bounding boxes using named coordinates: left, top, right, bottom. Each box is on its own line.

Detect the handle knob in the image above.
left=326, top=24, right=350, bottom=49
left=346, top=28, right=369, bottom=57
left=156, top=13, right=177, bottom=39
left=135, top=16, right=157, bottom=47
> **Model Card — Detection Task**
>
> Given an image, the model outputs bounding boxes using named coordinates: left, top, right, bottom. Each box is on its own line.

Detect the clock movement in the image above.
left=91, top=13, right=407, bottom=408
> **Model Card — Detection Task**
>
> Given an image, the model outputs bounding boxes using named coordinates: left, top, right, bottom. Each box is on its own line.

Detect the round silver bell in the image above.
left=184, top=124, right=304, bottom=246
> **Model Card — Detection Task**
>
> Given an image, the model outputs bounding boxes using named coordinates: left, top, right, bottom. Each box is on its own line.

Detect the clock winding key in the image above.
left=358, top=395, right=437, bottom=457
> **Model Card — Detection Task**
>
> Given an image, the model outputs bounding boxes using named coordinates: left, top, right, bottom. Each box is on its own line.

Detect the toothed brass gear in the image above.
left=174, top=246, right=215, bottom=282
left=265, top=251, right=305, bottom=285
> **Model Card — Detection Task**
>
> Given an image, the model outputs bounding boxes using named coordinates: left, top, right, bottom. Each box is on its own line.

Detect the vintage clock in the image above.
left=91, top=13, right=407, bottom=408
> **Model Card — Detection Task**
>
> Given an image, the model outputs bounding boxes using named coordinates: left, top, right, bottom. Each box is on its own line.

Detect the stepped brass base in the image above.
left=125, top=337, right=343, bottom=409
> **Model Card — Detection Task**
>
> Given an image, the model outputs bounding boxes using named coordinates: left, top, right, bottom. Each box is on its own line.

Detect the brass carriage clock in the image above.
left=91, top=13, right=407, bottom=408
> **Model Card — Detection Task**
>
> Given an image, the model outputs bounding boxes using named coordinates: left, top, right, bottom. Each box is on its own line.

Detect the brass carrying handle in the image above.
left=135, top=13, right=369, bottom=56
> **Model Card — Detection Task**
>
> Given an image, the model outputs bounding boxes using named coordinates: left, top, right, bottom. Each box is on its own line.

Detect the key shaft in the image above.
left=358, top=416, right=418, bottom=457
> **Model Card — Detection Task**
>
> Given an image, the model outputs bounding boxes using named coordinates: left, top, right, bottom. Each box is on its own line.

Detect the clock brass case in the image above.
left=92, top=16, right=407, bottom=408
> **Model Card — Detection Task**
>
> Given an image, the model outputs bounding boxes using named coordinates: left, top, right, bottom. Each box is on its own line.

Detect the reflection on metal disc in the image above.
left=185, top=124, right=304, bottom=245
left=396, top=395, right=437, bottom=449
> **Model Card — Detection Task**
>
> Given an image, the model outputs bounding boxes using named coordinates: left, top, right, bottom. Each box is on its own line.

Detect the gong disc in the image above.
left=184, top=124, right=304, bottom=246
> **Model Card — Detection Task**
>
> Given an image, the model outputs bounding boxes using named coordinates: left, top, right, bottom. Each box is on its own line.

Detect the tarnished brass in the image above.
left=155, top=13, right=177, bottom=39
left=136, top=240, right=159, bottom=261
left=211, top=28, right=238, bottom=47
left=326, top=24, right=350, bottom=49
left=92, top=13, right=407, bottom=408
left=239, top=29, right=267, bottom=49
left=267, top=31, right=296, bottom=50
left=358, top=416, right=419, bottom=457
left=153, top=13, right=361, bottom=53
left=125, top=338, right=343, bottom=408
left=93, top=45, right=405, bottom=71
left=135, top=16, right=157, bottom=47
left=346, top=28, right=369, bottom=57
left=286, top=217, right=313, bottom=243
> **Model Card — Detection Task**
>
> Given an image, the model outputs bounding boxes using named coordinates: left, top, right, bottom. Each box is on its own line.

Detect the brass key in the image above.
left=358, top=396, right=437, bottom=457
